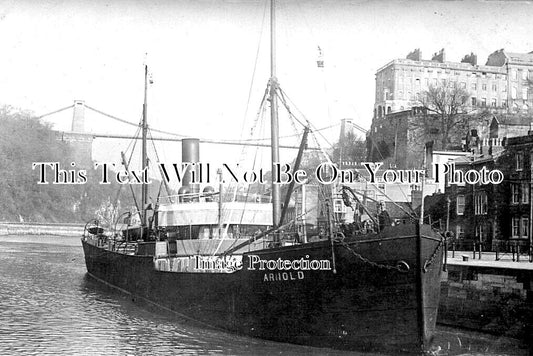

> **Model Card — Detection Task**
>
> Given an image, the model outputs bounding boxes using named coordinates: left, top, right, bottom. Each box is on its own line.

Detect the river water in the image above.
left=0, top=235, right=529, bottom=356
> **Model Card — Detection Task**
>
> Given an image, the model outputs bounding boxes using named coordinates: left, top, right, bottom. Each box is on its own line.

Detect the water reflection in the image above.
left=0, top=236, right=528, bottom=356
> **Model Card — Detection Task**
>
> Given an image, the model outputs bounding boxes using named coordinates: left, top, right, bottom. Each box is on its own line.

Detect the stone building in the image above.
left=368, top=105, right=532, bottom=171
left=367, top=107, right=470, bottom=169
left=374, top=48, right=533, bottom=119
left=425, top=134, right=533, bottom=250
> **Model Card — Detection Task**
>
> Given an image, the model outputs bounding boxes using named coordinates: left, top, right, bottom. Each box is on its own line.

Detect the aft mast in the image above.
left=270, top=0, right=281, bottom=234
left=141, top=64, right=149, bottom=237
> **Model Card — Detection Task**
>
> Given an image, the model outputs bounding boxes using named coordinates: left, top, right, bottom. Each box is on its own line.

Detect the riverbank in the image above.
left=440, top=251, right=532, bottom=346
left=0, top=222, right=84, bottom=236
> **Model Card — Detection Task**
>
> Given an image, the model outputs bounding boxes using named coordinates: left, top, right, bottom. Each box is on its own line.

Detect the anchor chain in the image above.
left=422, top=238, right=444, bottom=273
left=336, top=238, right=410, bottom=273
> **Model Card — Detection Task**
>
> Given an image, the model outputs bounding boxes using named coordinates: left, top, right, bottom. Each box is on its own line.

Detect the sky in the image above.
left=1, top=0, right=533, bottom=168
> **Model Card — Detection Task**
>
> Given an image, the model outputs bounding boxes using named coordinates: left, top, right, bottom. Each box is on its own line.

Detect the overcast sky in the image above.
left=1, top=0, right=533, bottom=167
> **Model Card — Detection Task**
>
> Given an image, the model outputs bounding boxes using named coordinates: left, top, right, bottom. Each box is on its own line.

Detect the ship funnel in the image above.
left=181, top=138, right=200, bottom=201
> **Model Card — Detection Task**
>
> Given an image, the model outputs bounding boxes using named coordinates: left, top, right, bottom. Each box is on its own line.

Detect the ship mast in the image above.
left=270, top=0, right=281, bottom=231
left=141, top=64, right=149, bottom=234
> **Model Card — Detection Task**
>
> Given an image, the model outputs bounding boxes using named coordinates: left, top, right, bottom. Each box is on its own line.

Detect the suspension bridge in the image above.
left=37, top=100, right=368, bottom=165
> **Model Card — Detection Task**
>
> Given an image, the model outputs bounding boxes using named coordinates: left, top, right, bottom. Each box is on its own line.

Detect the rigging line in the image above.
left=351, top=184, right=418, bottom=221
left=238, top=0, right=268, bottom=141
left=279, top=88, right=335, bottom=150
left=367, top=133, right=385, bottom=161
left=124, top=118, right=142, bottom=155
left=247, top=82, right=271, bottom=143
left=276, top=88, right=304, bottom=139
left=277, top=87, right=306, bottom=128
left=111, top=125, right=139, bottom=210
left=220, top=102, right=266, bottom=239
left=220, top=205, right=318, bottom=256
left=308, top=123, right=334, bottom=165
left=228, top=82, right=270, bottom=197
left=148, top=129, right=174, bottom=202
left=347, top=121, right=369, bottom=134
left=219, top=96, right=268, bottom=252
left=36, top=105, right=74, bottom=119
left=342, top=121, right=412, bottom=213
left=227, top=122, right=339, bottom=142
left=111, top=127, right=141, bottom=219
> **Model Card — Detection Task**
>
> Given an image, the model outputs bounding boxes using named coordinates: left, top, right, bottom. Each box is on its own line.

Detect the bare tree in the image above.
left=417, top=81, right=470, bottom=150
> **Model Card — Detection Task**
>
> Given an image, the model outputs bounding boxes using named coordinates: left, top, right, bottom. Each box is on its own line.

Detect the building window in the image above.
left=516, top=151, right=524, bottom=171
left=460, top=82, right=466, bottom=89
left=492, top=84, right=497, bottom=92
left=512, top=69, right=517, bottom=80
left=471, top=83, right=477, bottom=91
left=521, top=217, right=529, bottom=238
left=511, top=183, right=520, bottom=204
left=456, top=195, right=465, bottom=215
left=512, top=217, right=520, bottom=237
left=522, top=87, right=528, bottom=100
left=512, top=87, right=517, bottom=99
left=475, top=191, right=488, bottom=215
left=491, top=98, right=497, bottom=107
left=424, top=78, right=429, bottom=86
left=482, top=83, right=487, bottom=91
left=481, top=98, right=487, bottom=107
left=502, top=99, right=508, bottom=108
left=521, top=70, right=528, bottom=81
left=471, top=97, right=477, bottom=106
left=432, top=78, right=437, bottom=87
left=456, top=224, right=465, bottom=238
left=521, top=183, right=530, bottom=203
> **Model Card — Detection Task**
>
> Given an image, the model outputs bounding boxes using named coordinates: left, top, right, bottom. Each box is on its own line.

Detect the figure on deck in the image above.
left=378, top=202, right=392, bottom=231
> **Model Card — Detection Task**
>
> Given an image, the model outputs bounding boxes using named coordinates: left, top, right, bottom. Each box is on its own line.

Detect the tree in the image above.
left=332, top=131, right=367, bottom=166
left=0, top=105, right=139, bottom=223
left=417, top=81, right=470, bottom=150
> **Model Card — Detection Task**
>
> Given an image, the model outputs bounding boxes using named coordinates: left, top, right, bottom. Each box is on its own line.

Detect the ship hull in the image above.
left=82, top=224, right=442, bottom=354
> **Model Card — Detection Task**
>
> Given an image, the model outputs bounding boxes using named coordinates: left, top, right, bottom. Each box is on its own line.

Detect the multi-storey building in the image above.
left=374, top=48, right=533, bottom=119
left=425, top=133, right=533, bottom=251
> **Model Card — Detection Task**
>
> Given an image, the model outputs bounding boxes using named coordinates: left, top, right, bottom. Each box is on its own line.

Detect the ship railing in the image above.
left=153, top=255, right=242, bottom=273
left=110, top=240, right=138, bottom=255
left=159, top=191, right=271, bottom=204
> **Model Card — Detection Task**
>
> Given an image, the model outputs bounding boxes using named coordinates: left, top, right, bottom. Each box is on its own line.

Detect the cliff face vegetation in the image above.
left=0, top=106, right=135, bottom=223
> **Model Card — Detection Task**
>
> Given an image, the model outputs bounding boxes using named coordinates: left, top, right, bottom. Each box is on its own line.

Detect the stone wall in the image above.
left=439, top=264, right=533, bottom=342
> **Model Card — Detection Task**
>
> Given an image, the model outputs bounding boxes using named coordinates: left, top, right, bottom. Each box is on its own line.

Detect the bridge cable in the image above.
left=36, top=105, right=74, bottom=119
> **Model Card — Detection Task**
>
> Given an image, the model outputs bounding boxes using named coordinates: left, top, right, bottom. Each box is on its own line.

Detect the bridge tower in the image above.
left=71, top=100, right=85, bottom=132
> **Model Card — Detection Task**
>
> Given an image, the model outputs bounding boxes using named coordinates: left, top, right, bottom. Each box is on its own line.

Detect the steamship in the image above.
left=81, top=1, right=444, bottom=353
